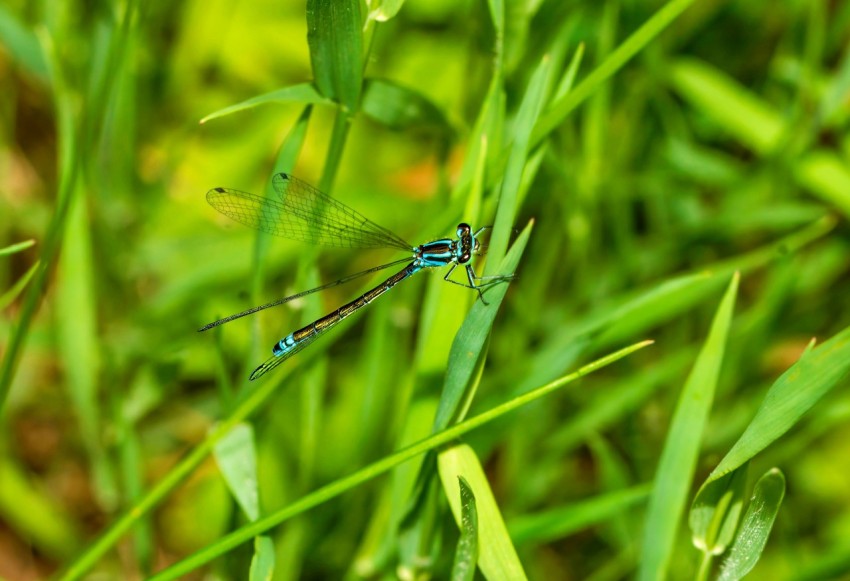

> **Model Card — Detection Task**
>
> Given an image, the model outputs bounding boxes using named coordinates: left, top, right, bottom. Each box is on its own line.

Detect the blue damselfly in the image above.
left=200, top=173, right=513, bottom=380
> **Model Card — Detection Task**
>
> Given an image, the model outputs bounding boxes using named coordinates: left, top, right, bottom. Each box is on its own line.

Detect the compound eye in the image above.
left=457, top=223, right=471, bottom=237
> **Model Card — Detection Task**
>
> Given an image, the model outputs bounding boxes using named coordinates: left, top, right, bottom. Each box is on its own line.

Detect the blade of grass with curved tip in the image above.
left=638, top=273, right=739, bottom=581
left=440, top=446, right=525, bottom=581
left=144, top=339, right=653, bottom=581
left=716, top=469, right=786, bottom=581
left=307, top=0, right=363, bottom=113
left=449, top=475, right=478, bottom=581
left=200, top=83, right=330, bottom=124
left=531, top=0, right=698, bottom=146
left=704, top=322, right=850, bottom=484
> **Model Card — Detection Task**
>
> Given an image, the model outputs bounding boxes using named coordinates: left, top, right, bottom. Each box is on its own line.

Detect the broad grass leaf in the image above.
left=717, top=469, right=786, bottom=581
left=213, top=422, right=260, bottom=521
left=361, top=78, right=453, bottom=136
left=638, top=273, right=739, bottom=581
left=690, top=464, right=748, bottom=554
left=249, top=535, right=275, bottom=581
left=306, top=0, right=363, bottom=113
left=439, top=444, right=526, bottom=581
left=669, top=58, right=784, bottom=155
left=0, top=4, right=48, bottom=78
left=706, top=323, right=850, bottom=482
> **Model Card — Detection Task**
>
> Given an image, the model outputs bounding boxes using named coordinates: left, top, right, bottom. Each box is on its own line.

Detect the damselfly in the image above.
left=200, top=173, right=513, bottom=380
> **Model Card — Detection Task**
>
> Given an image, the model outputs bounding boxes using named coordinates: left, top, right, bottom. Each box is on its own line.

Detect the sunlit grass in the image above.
left=1, top=0, right=849, bottom=580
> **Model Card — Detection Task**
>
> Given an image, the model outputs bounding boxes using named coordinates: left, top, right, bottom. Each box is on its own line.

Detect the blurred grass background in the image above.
left=1, top=0, right=850, bottom=579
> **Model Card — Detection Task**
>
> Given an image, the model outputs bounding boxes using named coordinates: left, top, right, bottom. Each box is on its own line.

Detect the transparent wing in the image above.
left=249, top=328, right=323, bottom=381
left=206, top=173, right=411, bottom=251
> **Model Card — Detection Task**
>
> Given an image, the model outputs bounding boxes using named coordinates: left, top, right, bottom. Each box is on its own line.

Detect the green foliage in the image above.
left=1, top=0, right=849, bottom=580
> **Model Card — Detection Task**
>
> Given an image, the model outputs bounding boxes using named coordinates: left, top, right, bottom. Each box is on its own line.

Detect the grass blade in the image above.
left=0, top=239, right=36, bottom=256
left=0, top=261, right=39, bottom=311
left=706, top=323, right=850, bottom=483
left=668, top=58, right=784, bottom=155
left=249, top=536, right=276, bottom=581
left=690, top=464, right=748, bottom=556
left=307, top=0, right=363, bottom=113
left=361, top=78, right=453, bottom=135
left=486, top=54, right=549, bottom=270
left=431, top=221, right=532, bottom=430
left=717, top=469, right=786, bottom=581
left=509, top=484, right=652, bottom=545
left=638, top=273, right=739, bottom=581
left=213, top=422, right=260, bottom=521
left=449, top=476, right=478, bottom=581
left=0, top=4, right=48, bottom=79
left=440, top=446, right=524, bottom=581
left=145, top=338, right=653, bottom=580
left=200, top=83, right=329, bottom=124
left=532, top=0, right=698, bottom=145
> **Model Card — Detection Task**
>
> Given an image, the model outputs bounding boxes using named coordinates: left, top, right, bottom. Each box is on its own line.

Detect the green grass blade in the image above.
left=669, top=59, right=850, bottom=218
left=717, top=469, right=786, bottom=581
left=440, top=445, right=525, bottom=581
left=690, top=464, right=748, bottom=556
left=794, top=150, right=850, bottom=219
left=509, top=484, right=652, bottom=545
left=366, top=0, right=406, bottom=23
left=638, top=273, right=739, bottom=581
left=553, top=42, right=585, bottom=101
left=0, top=239, right=35, bottom=256
left=213, top=422, right=260, bottom=521
left=249, top=535, right=276, bottom=581
left=706, top=323, right=850, bottom=483
left=432, top=220, right=532, bottom=430
left=0, top=260, right=39, bottom=311
left=486, top=55, right=549, bottom=270
left=449, top=475, right=478, bottom=581
left=199, top=83, right=329, bottom=124
left=306, top=0, right=363, bottom=113
left=668, top=58, right=784, bottom=155
left=145, top=340, right=653, bottom=580
left=0, top=4, right=48, bottom=79
left=0, top=28, right=79, bottom=411
left=531, top=0, right=698, bottom=145
left=361, top=78, right=453, bottom=135
left=0, top=456, right=81, bottom=559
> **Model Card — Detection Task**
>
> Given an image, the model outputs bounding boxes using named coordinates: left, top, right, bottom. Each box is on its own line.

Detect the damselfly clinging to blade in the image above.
left=200, top=173, right=514, bottom=381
